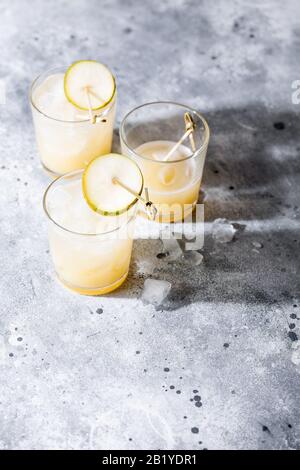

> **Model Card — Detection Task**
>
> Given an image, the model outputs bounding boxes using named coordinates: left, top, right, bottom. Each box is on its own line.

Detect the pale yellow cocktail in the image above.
left=133, top=140, right=202, bottom=222
left=31, top=63, right=116, bottom=176
left=120, top=102, right=209, bottom=223
left=43, top=170, right=136, bottom=295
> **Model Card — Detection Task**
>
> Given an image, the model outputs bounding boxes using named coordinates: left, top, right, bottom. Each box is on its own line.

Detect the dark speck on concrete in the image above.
left=289, top=323, right=296, bottom=330
left=176, top=390, right=181, bottom=394
left=193, top=390, right=199, bottom=394
left=288, top=331, right=298, bottom=342
left=9, top=353, right=14, bottom=357
left=287, top=423, right=293, bottom=429
left=157, top=252, right=167, bottom=259
left=273, top=121, right=285, bottom=130
left=164, top=367, right=170, bottom=372
left=290, top=313, right=297, bottom=319
left=96, top=308, right=103, bottom=314
left=262, top=425, right=271, bottom=434
left=123, top=27, right=132, bottom=34
left=17, top=337, right=23, bottom=342
left=170, top=385, right=175, bottom=389
left=195, top=402, right=202, bottom=408
left=191, top=427, right=199, bottom=434
left=223, top=343, right=230, bottom=348
left=136, top=350, right=141, bottom=354
left=194, top=395, right=201, bottom=402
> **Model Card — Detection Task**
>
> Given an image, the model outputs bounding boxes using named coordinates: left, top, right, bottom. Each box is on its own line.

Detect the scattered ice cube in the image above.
left=184, top=251, right=203, bottom=266
left=252, top=241, right=263, bottom=249
left=160, top=234, right=183, bottom=261
left=212, top=218, right=237, bottom=243
left=141, top=279, right=171, bottom=306
left=136, top=259, right=155, bottom=276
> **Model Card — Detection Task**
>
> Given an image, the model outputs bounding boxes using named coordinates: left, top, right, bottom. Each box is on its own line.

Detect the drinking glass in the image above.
left=43, top=170, right=139, bottom=295
left=30, top=66, right=116, bottom=176
left=120, top=101, right=209, bottom=223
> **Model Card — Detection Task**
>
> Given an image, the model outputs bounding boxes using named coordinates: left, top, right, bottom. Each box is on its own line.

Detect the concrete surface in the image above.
left=0, top=0, right=300, bottom=450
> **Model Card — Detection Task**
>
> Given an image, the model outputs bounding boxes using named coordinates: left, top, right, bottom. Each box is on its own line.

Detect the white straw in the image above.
left=85, top=88, right=96, bottom=124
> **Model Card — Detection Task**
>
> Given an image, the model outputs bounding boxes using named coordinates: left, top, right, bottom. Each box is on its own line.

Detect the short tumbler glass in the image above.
left=43, top=170, right=138, bottom=295
left=30, top=66, right=116, bottom=176
left=120, top=101, right=209, bottom=223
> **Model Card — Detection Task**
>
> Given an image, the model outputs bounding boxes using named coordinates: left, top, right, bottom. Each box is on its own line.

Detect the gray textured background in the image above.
left=0, top=0, right=300, bottom=450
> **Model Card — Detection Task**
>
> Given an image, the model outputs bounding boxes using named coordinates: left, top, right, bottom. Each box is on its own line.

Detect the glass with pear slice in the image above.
left=30, top=61, right=117, bottom=175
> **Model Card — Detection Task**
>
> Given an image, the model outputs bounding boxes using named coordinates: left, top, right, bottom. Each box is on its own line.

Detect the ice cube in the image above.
left=184, top=251, right=203, bottom=266
left=212, top=218, right=237, bottom=243
left=48, top=180, right=101, bottom=234
left=252, top=241, right=263, bottom=249
left=141, top=279, right=171, bottom=306
left=137, top=260, right=156, bottom=276
left=34, top=73, right=88, bottom=122
left=48, top=186, right=72, bottom=211
left=160, top=233, right=183, bottom=261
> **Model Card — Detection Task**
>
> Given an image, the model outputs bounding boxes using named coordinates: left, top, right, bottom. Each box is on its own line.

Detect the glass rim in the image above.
left=30, top=65, right=116, bottom=124
left=43, top=169, right=140, bottom=237
left=120, top=101, right=210, bottom=164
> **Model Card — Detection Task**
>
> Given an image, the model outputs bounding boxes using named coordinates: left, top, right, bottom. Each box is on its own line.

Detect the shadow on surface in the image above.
left=106, top=104, right=300, bottom=308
